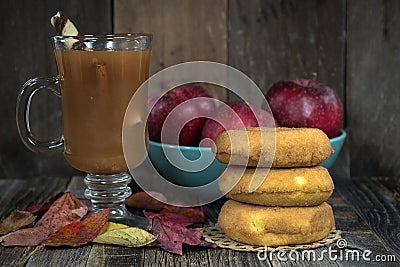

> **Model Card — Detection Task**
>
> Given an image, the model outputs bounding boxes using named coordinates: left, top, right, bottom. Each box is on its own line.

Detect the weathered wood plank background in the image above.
left=0, top=0, right=399, bottom=178
left=228, top=0, right=346, bottom=101
left=346, top=0, right=400, bottom=176
left=0, top=0, right=112, bottom=179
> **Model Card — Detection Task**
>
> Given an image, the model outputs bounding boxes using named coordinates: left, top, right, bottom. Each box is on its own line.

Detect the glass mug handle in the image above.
left=16, top=76, right=64, bottom=152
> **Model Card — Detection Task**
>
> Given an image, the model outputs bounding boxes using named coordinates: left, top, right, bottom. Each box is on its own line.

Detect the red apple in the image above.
left=265, top=74, right=343, bottom=138
left=200, top=101, right=277, bottom=147
left=148, top=84, right=215, bottom=146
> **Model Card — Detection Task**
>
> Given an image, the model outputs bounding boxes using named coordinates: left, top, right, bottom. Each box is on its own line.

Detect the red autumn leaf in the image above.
left=125, top=191, right=205, bottom=223
left=0, top=210, right=36, bottom=235
left=144, top=211, right=215, bottom=255
left=125, top=191, right=167, bottom=211
left=0, top=226, right=50, bottom=246
left=145, top=212, right=197, bottom=228
left=160, top=206, right=205, bottom=224
left=1, top=192, right=89, bottom=247
left=35, top=192, right=89, bottom=229
left=43, top=209, right=110, bottom=247
left=126, top=192, right=211, bottom=254
left=24, top=192, right=63, bottom=214
left=71, top=207, right=91, bottom=218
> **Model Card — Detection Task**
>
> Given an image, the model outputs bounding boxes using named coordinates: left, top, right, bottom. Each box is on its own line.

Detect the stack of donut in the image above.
left=213, top=127, right=335, bottom=246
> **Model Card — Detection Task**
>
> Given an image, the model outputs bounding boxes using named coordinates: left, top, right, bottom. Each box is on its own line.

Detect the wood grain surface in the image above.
left=336, top=176, right=400, bottom=257
left=0, top=176, right=399, bottom=266
left=346, top=0, right=400, bottom=176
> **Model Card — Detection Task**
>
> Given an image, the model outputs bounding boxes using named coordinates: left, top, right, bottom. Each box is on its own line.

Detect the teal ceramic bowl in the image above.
left=320, top=130, right=347, bottom=169
left=148, top=130, right=346, bottom=186
left=148, top=140, right=226, bottom=187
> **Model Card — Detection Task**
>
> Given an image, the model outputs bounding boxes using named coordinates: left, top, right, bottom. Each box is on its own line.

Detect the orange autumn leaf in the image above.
left=43, top=209, right=110, bottom=247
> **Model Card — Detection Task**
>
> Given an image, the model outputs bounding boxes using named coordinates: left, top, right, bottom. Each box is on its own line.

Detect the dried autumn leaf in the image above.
left=160, top=206, right=205, bottom=224
left=43, top=209, right=110, bottom=247
left=145, top=212, right=215, bottom=255
left=125, top=192, right=212, bottom=254
left=0, top=226, right=50, bottom=246
left=125, top=191, right=167, bottom=211
left=1, top=192, right=89, bottom=246
left=35, top=192, right=89, bottom=229
left=125, top=191, right=205, bottom=223
left=0, top=210, right=36, bottom=235
left=71, top=206, right=91, bottom=218
left=24, top=192, right=63, bottom=214
left=98, top=222, right=129, bottom=236
left=145, top=212, right=197, bottom=228
left=93, top=224, right=157, bottom=247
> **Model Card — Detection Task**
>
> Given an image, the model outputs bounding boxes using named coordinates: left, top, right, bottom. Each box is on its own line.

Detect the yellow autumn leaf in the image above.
left=93, top=226, right=157, bottom=247
left=98, top=222, right=129, bottom=236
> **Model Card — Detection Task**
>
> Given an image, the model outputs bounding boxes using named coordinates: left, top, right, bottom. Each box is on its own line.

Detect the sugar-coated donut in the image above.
left=218, top=200, right=334, bottom=246
left=219, top=166, right=334, bottom=206
left=213, top=127, right=333, bottom=167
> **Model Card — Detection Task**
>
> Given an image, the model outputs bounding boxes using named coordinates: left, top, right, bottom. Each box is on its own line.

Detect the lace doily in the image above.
left=203, top=225, right=342, bottom=252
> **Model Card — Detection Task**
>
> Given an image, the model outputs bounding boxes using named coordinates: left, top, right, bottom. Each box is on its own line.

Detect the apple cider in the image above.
left=54, top=49, right=150, bottom=174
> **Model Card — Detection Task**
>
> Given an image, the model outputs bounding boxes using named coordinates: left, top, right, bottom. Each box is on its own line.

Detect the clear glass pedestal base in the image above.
left=84, top=172, right=150, bottom=230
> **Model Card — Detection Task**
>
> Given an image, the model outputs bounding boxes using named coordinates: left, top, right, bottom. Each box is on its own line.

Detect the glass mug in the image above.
left=16, top=34, right=152, bottom=228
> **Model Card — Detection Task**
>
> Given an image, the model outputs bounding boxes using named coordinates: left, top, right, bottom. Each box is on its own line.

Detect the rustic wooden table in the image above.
left=0, top=160, right=399, bottom=266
